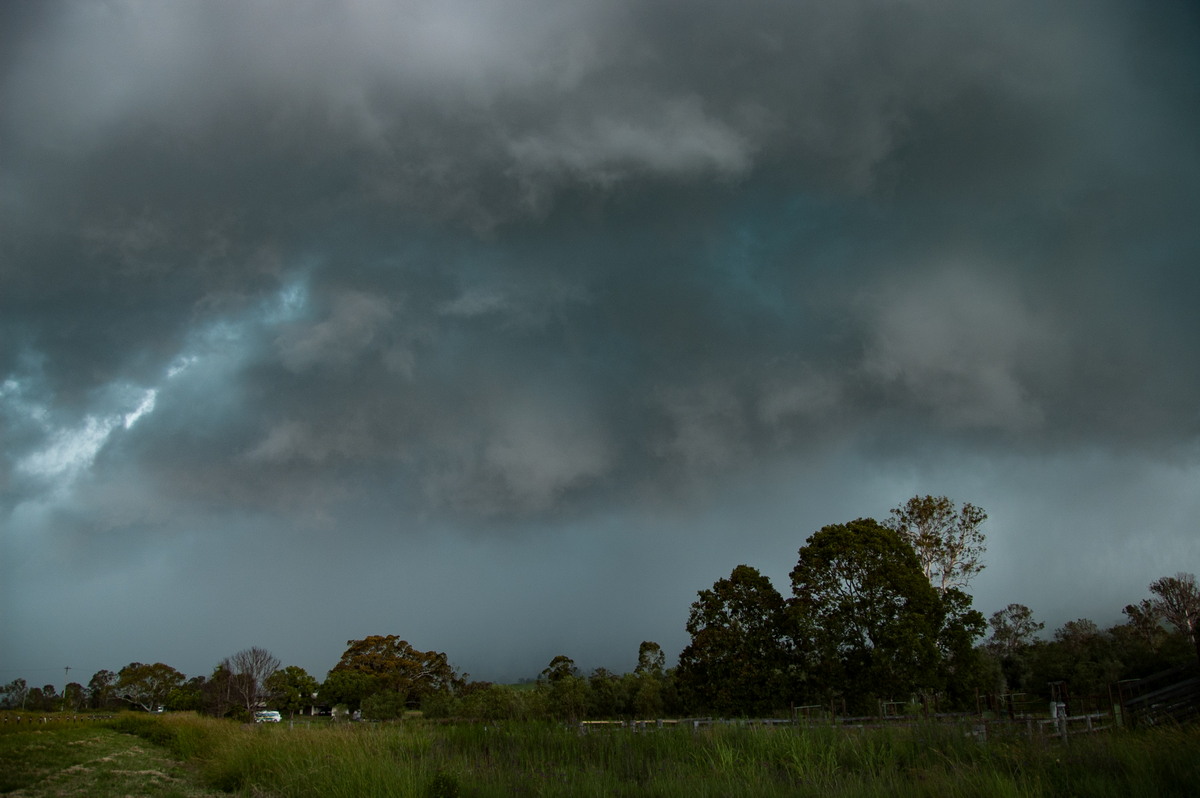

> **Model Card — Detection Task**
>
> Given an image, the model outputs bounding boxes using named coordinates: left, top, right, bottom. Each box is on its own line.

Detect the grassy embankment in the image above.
left=0, top=714, right=222, bottom=797
left=5, top=711, right=1200, bottom=797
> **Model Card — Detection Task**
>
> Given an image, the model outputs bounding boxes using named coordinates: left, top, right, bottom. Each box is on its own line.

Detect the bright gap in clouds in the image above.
left=13, top=277, right=309, bottom=491
left=18, top=387, right=158, bottom=481
left=123, top=389, right=158, bottom=429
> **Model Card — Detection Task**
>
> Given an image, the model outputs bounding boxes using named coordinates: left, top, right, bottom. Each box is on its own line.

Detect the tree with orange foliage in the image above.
left=326, top=635, right=463, bottom=711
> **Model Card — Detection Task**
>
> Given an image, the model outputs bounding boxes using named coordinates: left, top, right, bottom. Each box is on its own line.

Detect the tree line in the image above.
left=3, top=496, right=1197, bottom=720
left=672, top=498, right=1198, bottom=717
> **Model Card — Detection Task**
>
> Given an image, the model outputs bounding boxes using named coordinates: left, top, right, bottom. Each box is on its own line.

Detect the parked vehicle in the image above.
left=254, top=710, right=282, bottom=723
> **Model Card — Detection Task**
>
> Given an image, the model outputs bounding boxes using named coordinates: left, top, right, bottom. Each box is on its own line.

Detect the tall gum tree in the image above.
left=115, top=662, right=185, bottom=712
left=984, top=603, right=1044, bottom=691
left=1148, top=572, right=1200, bottom=666
left=885, top=495, right=987, bottom=593
left=986, top=604, right=1045, bottom=658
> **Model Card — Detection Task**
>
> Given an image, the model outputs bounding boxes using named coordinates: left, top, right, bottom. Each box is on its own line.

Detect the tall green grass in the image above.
left=107, top=713, right=1200, bottom=797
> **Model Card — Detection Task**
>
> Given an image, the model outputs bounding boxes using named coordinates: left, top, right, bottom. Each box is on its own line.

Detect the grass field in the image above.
left=3, top=712, right=1199, bottom=797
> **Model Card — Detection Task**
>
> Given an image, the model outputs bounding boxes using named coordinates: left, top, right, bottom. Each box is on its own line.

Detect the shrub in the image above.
left=361, top=690, right=408, bottom=720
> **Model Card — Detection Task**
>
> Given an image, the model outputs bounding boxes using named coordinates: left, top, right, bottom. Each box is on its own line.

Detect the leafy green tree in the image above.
left=201, top=664, right=239, bottom=718
left=319, top=669, right=377, bottom=712
left=790, top=519, right=944, bottom=713
left=265, top=665, right=319, bottom=718
left=459, top=682, right=540, bottom=721
left=63, top=682, right=86, bottom=712
left=935, top=588, right=989, bottom=707
left=87, top=670, right=116, bottom=709
left=885, top=495, right=987, bottom=593
left=984, top=603, right=1044, bottom=692
left=361, top=689, right=409, bottom=720
left=676, top=564, right=795, bottom=716
left=631, top=674, right=665, bottom=719
left=26, top=687, right=48, bottom=712
left=540, top=655, right=580, bottom=683
left=115, top=662, right=185, bottom=712
left=424, top=689, right=470, bottom=718
left=1148, top=572, right=1200, bottom=666
left=1106, top=619, right=1185, bottom=681
left=630, top=641, right=669, bottom=718
left=585, top=668, right=628, bottom=718
left=542, top=675, right=590, bottom=722
left=328, top=636, right=463, bottom=711
left=635, top=641, right=666, bottom=678
left=1025, top=619, right=1123, bottom=709
left=1122, top=599, right=1166, bottom=648
left=1, top=679, right=29, bottom=710
left=1054, top=619, right=1115, bottom=692
left=537, top=655, right=590, bottom=721
left=167, top=676, right=206, bottom=712
left=986, top=604, right=1045, bottom=657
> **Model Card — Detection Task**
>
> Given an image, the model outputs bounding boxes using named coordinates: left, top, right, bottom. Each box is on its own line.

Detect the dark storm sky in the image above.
left=2, top=0, right=1199, bottom=685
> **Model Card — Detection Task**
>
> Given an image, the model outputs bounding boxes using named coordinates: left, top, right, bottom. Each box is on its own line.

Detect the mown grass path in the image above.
left=0, top=723, right=223, bottom=798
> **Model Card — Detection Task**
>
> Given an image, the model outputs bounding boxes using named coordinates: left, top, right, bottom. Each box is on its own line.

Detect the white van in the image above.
left=254, top=710, right=282, bottom=723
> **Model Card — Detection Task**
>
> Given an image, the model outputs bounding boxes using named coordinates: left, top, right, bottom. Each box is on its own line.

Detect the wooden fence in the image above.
left=579, top=709, right=1118, bottom=742
left=1116, top=663, right=1200, bottom=728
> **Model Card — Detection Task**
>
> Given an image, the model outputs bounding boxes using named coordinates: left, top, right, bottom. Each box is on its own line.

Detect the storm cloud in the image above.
left=3, top=0, right=1199, bottom=684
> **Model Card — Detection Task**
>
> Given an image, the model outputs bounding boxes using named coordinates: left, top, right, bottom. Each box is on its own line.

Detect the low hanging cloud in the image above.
left=860, top=267, right=1066, bottom=432
left=276, top=291, right=395, bottom=373
left=436, top=394, right=616, bottom=515
left=506, top=95, right=756, bottom=187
